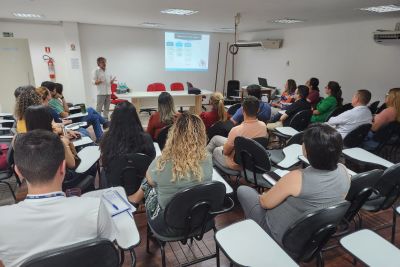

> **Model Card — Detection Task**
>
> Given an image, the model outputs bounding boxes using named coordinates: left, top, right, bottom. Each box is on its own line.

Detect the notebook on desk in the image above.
left=102, top=190, right=132, bottom=217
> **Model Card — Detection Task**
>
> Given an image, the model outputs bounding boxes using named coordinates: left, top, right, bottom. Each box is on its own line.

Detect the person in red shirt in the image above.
left=147, top=92, right=178, bottom=140
left=200, top=92, right=227, bottom=129
left=306, top=77, right=320, bottom=108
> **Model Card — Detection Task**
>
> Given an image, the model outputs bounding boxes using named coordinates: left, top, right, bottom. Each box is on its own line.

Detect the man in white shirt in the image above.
left=0, top=130, right=116, bottom=267
left=92, top=57, right=115, bottom=119
left=328, top=89, right=373, bottom=138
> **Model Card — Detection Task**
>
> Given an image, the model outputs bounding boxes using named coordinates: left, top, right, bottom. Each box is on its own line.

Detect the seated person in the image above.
left=200, top=92, right=227, bottom=129
left=0, top=130, right=116, bottom=267
left=42, top=81, right=107, bottom=141
left=271, top=79, right=296, bottom=112
left=147, top=92, right=179, bottom=140
left=311, top=81, right=343, bottom=123
left=24, top=105, right=94, bottom=185
left=363, top=88, right=400, bottom=150
left=100, top=101, right=156, bottom=185
left=328, top=89, right=372, bottom=138
left=207, top=96, right=267, bottom=171
left=14, top=88, right=42, bottom=133
left=231, top=84, right=271, bottom=125
left=128, top=113, right=212, bottom=229
left=306, top=77, right=320, bottom=107
left=35, top=86, right=90, bottom=139
left=237, top=123, right=350, bottom=245
left=14, top=85, right=34, bottom=99
left=267, top=85, right=311, bottom=130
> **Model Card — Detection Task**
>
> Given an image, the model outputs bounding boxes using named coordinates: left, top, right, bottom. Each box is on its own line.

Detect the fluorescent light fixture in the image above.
left=13, top=12, right=43, bottom=18
left=160, top=9, right=198, bottom=16
left=359, top=4, right=400, bottom=13
left=271, top=18, right=304, bottom=24
left=140, top=22, right=164, bottom=27
left=215, top=27, right=235, bottom=32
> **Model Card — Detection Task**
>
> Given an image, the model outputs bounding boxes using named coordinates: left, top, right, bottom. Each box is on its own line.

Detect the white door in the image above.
left=0, top=38, right=34, bottom=113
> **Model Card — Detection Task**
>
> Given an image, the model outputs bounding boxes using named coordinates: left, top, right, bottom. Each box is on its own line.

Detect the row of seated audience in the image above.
left=0, top=77, right=399, bottom=266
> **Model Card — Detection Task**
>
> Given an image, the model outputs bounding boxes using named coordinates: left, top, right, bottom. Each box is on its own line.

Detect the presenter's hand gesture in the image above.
left=95, top=79, right=103, bottom=85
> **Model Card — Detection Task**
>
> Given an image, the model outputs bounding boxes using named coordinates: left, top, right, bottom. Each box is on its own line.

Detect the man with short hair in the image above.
left=0, top=130, right=116, bottom=267
left=327, top=89, right=373, bottom=138
left=207, top=96, right=268, bottom=170
left=231, top=84, right=272, bottom=125
left=92, top=57, right=115, bottom=119
left=266, top=85, right=311, bottom=130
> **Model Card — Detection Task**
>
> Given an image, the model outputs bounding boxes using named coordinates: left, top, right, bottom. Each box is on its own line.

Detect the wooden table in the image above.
left=116, top=90, right=213, bottom=114
left=239, top=86, right=275, bottom=100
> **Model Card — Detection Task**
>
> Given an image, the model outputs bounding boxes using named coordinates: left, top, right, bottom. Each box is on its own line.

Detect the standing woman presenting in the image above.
left=92, top=57, right=115, bottom=119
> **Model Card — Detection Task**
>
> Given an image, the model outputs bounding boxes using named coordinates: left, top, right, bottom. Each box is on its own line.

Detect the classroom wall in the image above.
left=78, top=24, right=233, bottom=106
left=0, top=21, right=86, bottom=104
left=235, top=18, right=400, bottom=103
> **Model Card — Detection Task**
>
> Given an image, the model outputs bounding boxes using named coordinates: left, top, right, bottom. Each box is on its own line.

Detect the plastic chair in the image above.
left=170, top=82, right=184, bottom=91
left=110, top=83, right=127, bottom=105
left=225, top=80, right=241, bottom=104
left=234, top=136, right=273, bottom=190
left=226, top=103, right=241, bottom=116
left=343, top=124, right=371, bottom=148
left=156, top=125, right=172, bottom=151
left=325, top=103, right=353, bottom=122
left=147, top=83, right=166, bottom=92
left=0, top=145, right=17, bottom=202
left=20, top=238, right=120, bottom=267
left=282, top=201, right=350, bottom=267
left=268, top=132, right=304, bottom=165
left=146, top=181, right=234, bottom=267
left=102, top=153, right=152, bottom=195
left=369, top=101, right=380, bottom=114
left=286, top=110, right=312, bottom=131
left=207, top=120, right=233, bottom=141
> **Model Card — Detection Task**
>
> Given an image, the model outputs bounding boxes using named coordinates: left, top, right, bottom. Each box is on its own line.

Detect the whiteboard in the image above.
left=0, top=38, right=35, bottom=113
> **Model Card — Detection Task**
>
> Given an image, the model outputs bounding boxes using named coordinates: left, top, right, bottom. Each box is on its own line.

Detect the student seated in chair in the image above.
left=311, top=81, right=343, bottom=123
left=230, top=84, right=271, bottom=125
left=207, top=96, right=268, bottom=171
left=200, top=92, right=227, bottom=129
left=327, top=89, right=372, bottom=138
left=128, top=113, right=212, bottom=230
left=0, top=130, right=116, bottom=267
left=267, top=85, right=311, bottom=130
left=42, top=81, right=108, bottom=141
left=237, top=123, right=350, bottom=245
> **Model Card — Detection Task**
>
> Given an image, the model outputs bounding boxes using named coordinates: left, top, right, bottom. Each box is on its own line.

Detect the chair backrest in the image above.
left=376, top=103, right=387, bottom=114
left=164, top=181, right=226, bottom=241
left=104, top=153, right=152, bottom=195
left=373, top=163, right=400, bottom=210
left=326, top=104, right=353, bottom=122
left=344, top=169, right=383, bottom=222
left=287, top=110, right=312, bottom=131
left=373, top=121, right=400, bottom=144
left=170, top=82, right=184, bottom=91
left=287, top=132, right=304, bottom=146
left=226, top=103, right=241, bottom=116
left=147, top=83, right=166, bottom=92
left=110, top=83, right=117, bottom=94
left=226, top=80, right=240, bottom=98
left=369, top=101, right=380, bottom=114
left=343, top=123, right=372, bottom=148
left=234, top=136, right=271, bottom=187
left=282, top=201, right=350, bottom=263
left=20, top=238, right=119, bottom=267
left=207, top=120, right=233, bottom=140
left=157, top=125, right=172, bottom=150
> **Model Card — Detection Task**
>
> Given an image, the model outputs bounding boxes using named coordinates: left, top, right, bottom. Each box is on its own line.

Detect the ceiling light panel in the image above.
left=359, top=5, right=400, bottom=13
left=13, top=13, right=42, bottom=18
left=140, top=22, right=164, bottom=27
left=271, top=19, right=304, bottom=24
left=160, top=9, right=198, bottom=16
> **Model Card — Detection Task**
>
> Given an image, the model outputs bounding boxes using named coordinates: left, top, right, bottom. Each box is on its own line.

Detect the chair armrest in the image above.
left=210, top=196, right=234, bottom=215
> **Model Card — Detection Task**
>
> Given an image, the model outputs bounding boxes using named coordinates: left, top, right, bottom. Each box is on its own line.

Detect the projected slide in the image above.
left=165, top=32, right=210, bottom=71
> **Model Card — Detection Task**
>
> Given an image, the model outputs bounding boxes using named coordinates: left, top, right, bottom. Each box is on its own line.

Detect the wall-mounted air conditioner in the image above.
left=234, top=39, right=283, bottom=49
left=373, top=23, right=400, bottom=45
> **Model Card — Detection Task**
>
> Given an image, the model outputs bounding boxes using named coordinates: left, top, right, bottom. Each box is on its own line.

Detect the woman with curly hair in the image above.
left=128, top=112, right=212, bottom=225
left=14, top=88, right=41, bottom=133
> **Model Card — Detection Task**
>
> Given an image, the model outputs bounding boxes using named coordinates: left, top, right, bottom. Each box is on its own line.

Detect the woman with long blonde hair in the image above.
left=129, top=112, right=212, bottom=222
left=363, top=88, right=400, bottom=150
left=200, top=92, right=227, bottom=129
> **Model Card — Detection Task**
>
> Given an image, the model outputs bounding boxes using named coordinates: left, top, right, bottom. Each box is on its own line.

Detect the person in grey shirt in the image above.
left=237, top=123, right=350, bottom=245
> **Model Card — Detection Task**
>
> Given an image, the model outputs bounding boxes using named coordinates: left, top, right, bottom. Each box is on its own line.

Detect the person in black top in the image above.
left=267, top=85, right=311, bottom=129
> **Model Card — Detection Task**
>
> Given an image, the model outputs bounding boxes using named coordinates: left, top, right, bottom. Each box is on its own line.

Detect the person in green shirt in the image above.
left=311, top=81, right=343, bottom=123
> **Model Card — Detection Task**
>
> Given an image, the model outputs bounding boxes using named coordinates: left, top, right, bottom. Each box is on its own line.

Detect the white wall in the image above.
left=0, top=21, right=86, bottom=104
left=79, top=24, right=233, bottom=106
left=235, top=18, right=400, bottom=103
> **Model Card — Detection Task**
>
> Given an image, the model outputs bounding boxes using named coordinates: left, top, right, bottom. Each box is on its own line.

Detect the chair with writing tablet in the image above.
left=368, top=100, right=380, bottom=114
left=267, top=132, right=304, bottom=167
left=286, top=110, right=312, bottom=132
left=146, top=181, right=234, bottom=267
left=20, top=238, right=120, bottom=267
left=343, top=123, right=371, bottom=148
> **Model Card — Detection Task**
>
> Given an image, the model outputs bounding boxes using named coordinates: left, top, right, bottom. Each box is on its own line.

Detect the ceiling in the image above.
left=1, top=0, right=400, bottom=32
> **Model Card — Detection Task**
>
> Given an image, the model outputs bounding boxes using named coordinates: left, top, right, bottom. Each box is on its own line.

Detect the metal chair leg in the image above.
left=392, top=207, right=397, bottom=244
left=160, top=241, right=166, bottom=267
left=146, top=224, right=151, bottom=253
left=119, top=249, right=125, bottom=267
left=129, top=249, right=136, bottom=267
left=316, top=251, right=324, bottom=267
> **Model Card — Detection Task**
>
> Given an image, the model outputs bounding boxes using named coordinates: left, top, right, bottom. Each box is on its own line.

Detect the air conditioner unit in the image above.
left=234, top=39, right=283, bottom=49
left=373, top=23, right=400, bottom=45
